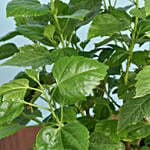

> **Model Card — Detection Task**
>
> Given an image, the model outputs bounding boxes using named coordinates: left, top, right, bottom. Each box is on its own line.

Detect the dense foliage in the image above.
left=1, top=0, right=150, bottom=149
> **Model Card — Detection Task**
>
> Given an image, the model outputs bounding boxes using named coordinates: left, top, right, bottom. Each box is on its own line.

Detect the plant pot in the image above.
left=0, top=126, right=42, bottom=150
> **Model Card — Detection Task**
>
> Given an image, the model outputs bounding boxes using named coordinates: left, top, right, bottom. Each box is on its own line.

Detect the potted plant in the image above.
left=1, top=0, right=150, bottom=149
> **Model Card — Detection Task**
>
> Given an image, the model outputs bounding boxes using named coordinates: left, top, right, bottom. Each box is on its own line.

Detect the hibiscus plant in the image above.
left=1, top=0, right=150, bottom=149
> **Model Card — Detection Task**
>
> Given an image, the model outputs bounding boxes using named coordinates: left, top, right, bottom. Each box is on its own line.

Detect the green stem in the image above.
left=95, top=37, right=113, bottom=47
left=50, top=0, right=65, bottom=48
left=28, top=87, right=43, bottom=93
left=113, top=0, right=118, bottom=8
left=103, top=0, right=107, bottom=10
left=124, top=0, right=139, bottom=85
left=21, top=100, right=50, bottom=111
left=22, top=112, right=44, bottom=126
left=67, top=32, right=74, bottom=47
left=108, top=0, right=112, bottom=7
left=61, top=104, right=63, bottom=122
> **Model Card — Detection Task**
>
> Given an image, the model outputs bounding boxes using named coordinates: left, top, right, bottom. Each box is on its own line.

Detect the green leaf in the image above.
left=89, top=132, right=120, bottom=150
left=0, top=100, right=24, bottom=125
left=0, top=31, right=20, bottom=42
left=0, top=123, right=22, bottom=139
left=95, top=120, right=120, bottom=142
left=88, top=9, right=131, bottom=39
left=68, top=0, right=102, bottom=13
left=49, top=107, right=77, bottom=124
left=118, top=95, right=150, bottom=131
left=50, top=48, right=78, bottom=62
left=57, top=9, right=90, bottom=21
left=132, top=51, right=146, bottom=66
left=25, top=69, right=40, bottom=83
left=106, top=46, right=128, bottom=67
left=137, top=20, right=150, bottom=35
left=0, top=79, right=29, bottom=100
left=145, top=0, right=150, bottom=16
left=135, top=66, right=150, bottom=97
left=120, top=121, right=150, bottom=141
left=36, top=122, right=89, bottom=150
left=17, top=24, right=45, bottom=40
left=130, top=7, right=146, bottom=19
left=1, top=44, right=51, bottom=68
left=44, top=24, right=55, bottom=40
left=7, top=0, right=49, bottom=17
left=53, top=56, right=108, bottom=105
left=93, top=98, right=112, bottom=120
left=78, top=116, right=96, bottom=132
left=15, top=107, right=42, bottom=125
left=0, top=79, right=28, bottom=124
left=0, top=43, right=19, bottom=60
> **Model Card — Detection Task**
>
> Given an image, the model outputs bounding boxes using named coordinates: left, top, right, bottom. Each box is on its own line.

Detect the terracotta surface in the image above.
left=0, top=126, right=42, bottom=150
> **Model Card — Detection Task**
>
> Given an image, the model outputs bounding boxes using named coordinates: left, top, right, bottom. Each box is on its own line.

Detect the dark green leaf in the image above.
left=0, top=31, right=20, bottom=42
left=120, top=121, right=150, bottom=141
left=93, top=98, right=112, bottom=120
left=53, top=56, right=108, bottom=105
left=106, top=46, right=128, bottom=67
left=50, top=48, right=78, bottom=62
left=132, top=51, right=146, bottom=66
left=89, top=132, right=121, bottom=150
left=88, top=9, right=131, bottom=39
left=118, top=95, right=150, bottom=131
left=36, top=122, right=89, bottom=150
left=14, top=107, right=42, bottom=125
left=0, top=43, right=19, bottom=60
left=17, top=24, right=45, bottom=40
left=95, top=120, right=120, bottom=142
left=7, top=0, right=49, bottom=17
left=1, top=44, right=51, bottom=68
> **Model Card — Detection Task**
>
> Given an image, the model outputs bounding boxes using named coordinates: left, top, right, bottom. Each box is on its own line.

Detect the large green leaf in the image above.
left=1, top=44, right=51, bottom=68
left=0, top=100, right=24, bottom=125
left=89, top=132, right=120, bottom=150
left=0, top=43, right=19, bottom=60
left=50, top=48, right=78, bottom=63
left=6, top=0, right=49, bottom=17
left=88, top=9, right=131, bottom=39
left=118, top=95, right=150, bottom=131
left=57, top=9, right=90, bottom=21
left=17, top=24, right=45, bottom=40
left=135, top=66, right=150, bottom=97
left=145, top=0, right=150, bottom=16
left=0, top=123, right=22, bottom=139
left=36, top=122, right=89, bottom=150
left=53, top=56, right=108, bottom=104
